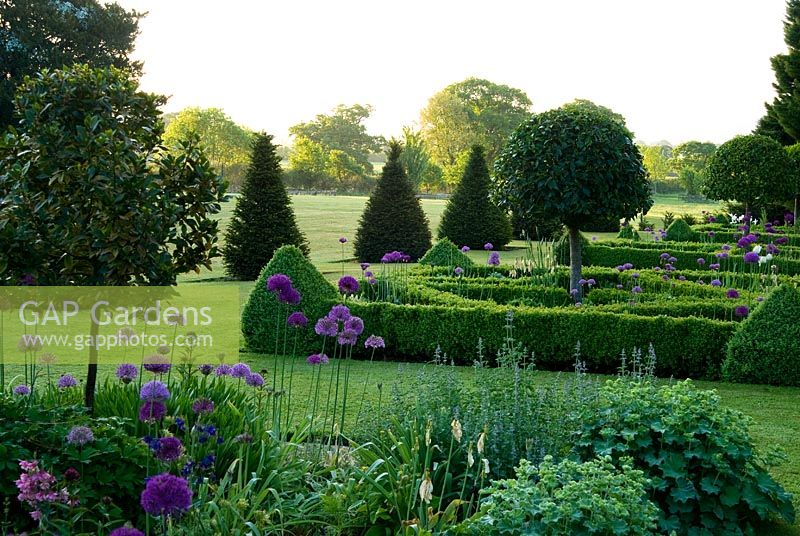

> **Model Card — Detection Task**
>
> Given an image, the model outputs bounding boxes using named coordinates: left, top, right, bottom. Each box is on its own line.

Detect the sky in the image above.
left=117, top=0, right=789, bottom=146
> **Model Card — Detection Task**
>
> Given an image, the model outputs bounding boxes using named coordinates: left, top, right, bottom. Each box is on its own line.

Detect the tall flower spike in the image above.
left=451, top=419, right=463, bottom=443
left=419, top=473, right=433, bottom=504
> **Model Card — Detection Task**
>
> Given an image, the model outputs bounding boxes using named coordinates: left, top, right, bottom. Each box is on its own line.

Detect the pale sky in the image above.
left=117, top=0, right=788, bottom=146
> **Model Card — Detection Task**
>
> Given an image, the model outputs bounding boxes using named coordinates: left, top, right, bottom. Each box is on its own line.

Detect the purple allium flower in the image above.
left=709, top=263, right=720, bottom=271
left=140, top=473, right=192, bottom=518
left=575, top=302, right=582, bottom=307
left=454, top=266, right=464, bottom=276
left=678, top=275, right=686, bottom=281
left=234, top=433, right=253, bottom=444
left=56, top=374, right=77, bottom=389
left=708, top=231, right=716, bottom=237
left=632, top=286, right=642, bottom=294
left=587, top=279, right=596, bottom=287
left=487, top=252, right=500, bottom=266
left=154, top=437, right=183, bottom=462
left=339, top=236, right=347, bottom=244
left=287, top=312, right=308, bottom=328
left=623, top=263, right=634, bottom=270
left=570, top=288, right=579, bottom=296
left=13, top=384, right=31, bottom=396
left=578, top=278, right=587, bottom=286
left=662, top=275, right=670, bottom=281
left=660, top=252, right=670, bottom=260
left=591, top=236, right=598, bottom=241
left=735, top=305, right=750, bottom=318
left=710, top=279, right=722, bottom=287
left=19, top=273, right=36, bottom=286
left=696, top=258, right=706, bottom=266
left=667, top=257, right=677, bottom=264
left=631, top=272, right=640, bottom=279
left=191, top=398, right=214, bottom=414
left=715, top=252, right=729, bottom=259
left=338, top=329, right=358, bottom=346
left=198, top=364, right=213, bottom=375
left=116, top=364, right=138, bottom=384
left=360, top=262, right=370, bottom=271
left=708, top=215, right=717, bottom=223
left=110, top=527, right=145, bottom=536
left=766, top=243, right=779, bottom=255
left=757, top=296, right=765, bottom=302
left=140, top=380, right=170, bottom=401
left=306, top=353, right=329, bottom=365
left=143, top=355, right=171, bottom=375
left=461, top=246, right=470, bottom=252
left=278, top=286, right=302, bottom=305
left=364, top=335, right=385, bottom=349
left=63, top=467, right=80, bottom=481
left=369, top=277, right=377, bottom=285
left=697, top=279, right=706, bottom=285
left=380, top=250, right=405, bottom=263
left=328, top=304, right=351, bottom=322
left=230, top=363, right=251, bottom=379
left=616, top=284, right=624, bottom=289
left=744, top=252, right=760, bottom=264
left=315, top=316, right=339, bottom=337
left=722, top=244, right=731, bottom=251
left=726, top=288, right=740, bottom=299
left=364, top=270, right=373, bottom=278
left=344, top=316, right=364, bottom=335
left=215, top=364, right=232, bottom=376
left=776, top=236, right=789, bottom=245
left=139, top=401, right=167, bottom=422
left=654, top=266, right=661, bottom=272
left=338, top=275, right=360, bottom=295
left=267, top=274, right=292, bottom=293
left=245, top=372, right=264, bottom=388
left=66, top=426, right=94, bottom=446
left=484, top=243, right=493, bottom=250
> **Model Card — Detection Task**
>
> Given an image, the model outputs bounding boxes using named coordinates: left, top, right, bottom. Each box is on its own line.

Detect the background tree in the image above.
left=223, top=133, right=308, bottom=280
left=494, top=106, right=652, bottom=298
left=756, top=0, right=800, bottom=144
left=438, top=145, right=512, bottom=249
left=399, top=126, right=442, bottom=192
left=353, top=141, right=432, bottom=261
left=287, top=136, right=331, bottom=188
left=0, top=0, right=142, bottom=129
left=288, top=104, right=385, bottom=189
left=163, top=107, right=254, bottom=191
left=420, top=78, right=532, bottom=169
left=560, top=99, right=628, bottom=130
left=0, top=65, right=225, bottom=408
left=786, top=143, right=800, bottom=224
left=670, top=141, right=717, bottom=196
left=703, top=135, right=793, bottom=213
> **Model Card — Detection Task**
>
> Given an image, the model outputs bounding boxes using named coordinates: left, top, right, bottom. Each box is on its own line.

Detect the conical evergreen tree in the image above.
left=354, top=141, right=432, bottom=261
left=757, top=0, right=800, bottom=144
left=438, top=145, right=512, bottom=249
left=223, top=133, right=308, bottom=280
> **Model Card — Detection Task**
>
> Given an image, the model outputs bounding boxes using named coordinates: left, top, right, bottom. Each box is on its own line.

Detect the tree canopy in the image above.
left=670, top=141, right=717, bottom=195
left=756, top=0, right=800, bottom=144
left=399, top=126, right=442, bottom=192
left=420, top=77, right=532, bottom=168
left=0, top=0, right=143, bottom=129
left=163, top=107, right=254, bottom=191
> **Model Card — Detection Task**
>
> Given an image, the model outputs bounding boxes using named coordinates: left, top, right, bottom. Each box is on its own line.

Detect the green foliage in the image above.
left=574, top=379, right=795, bottom=534
left=420, top=77, right=532, bottom=168
left=419, top=238, right=475, bottom=268
left=510, top=208, right=564, bottom=240
left=671, top=141, right=716, bottom=196
left=723, top=284, right=800, bottom=386
left=560, top=99, right=630, bottom=132
left=0, top=65, right=225, bottom=285
left=617, top=224, right=641, bottom=241
left=786, top=142, right=800, bottom=198
left=399, top=126, right=443, bottom=192
left=163, top=107, right=254, bottom=192
left=438, top=146, right=512, bottom=249
left=0, top=398, right=150, bottom=533
left=241, top=245, right=337, bottom=354
left=353, top=142, right=432, bottom=261
left=223, top=134, right=309, bottom=280
left=703, top=135, right=794, bottom=211
left=553, top=230, right=589, bottom=265
left=665, top=219, right=697, bottom=241
left=662, top=211, right=676, bottom=229
left=640, top=143, right=672, bottom=181
left=0, top=0, right=142, bottom=129
left=757, top=0, right=800, bottom=144
left=452, top=456, right=659, bottom=535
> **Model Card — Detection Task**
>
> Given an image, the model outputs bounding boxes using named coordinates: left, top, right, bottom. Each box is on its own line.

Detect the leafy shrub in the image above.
left=438, top=145, right=512, bottom=249
left=617, top=224, right=641, bottom=240
left=223, top=133, right=309, bottom=280
left=723, top=284, right=800, bottom=385
left=451, top=456, right=659, bottom=535
left=665, top=219, right=697, bottom=241
left=419, top=238, right=475, bottom=267
left=242, top=245, right=337, bottom=354
left=679, top=212, right=698, bottom=225
left=574, top=379, right=795, bottom=534
left=354, top=141, right=432, bottom=261
left=662, top=210, right=676, bottom=228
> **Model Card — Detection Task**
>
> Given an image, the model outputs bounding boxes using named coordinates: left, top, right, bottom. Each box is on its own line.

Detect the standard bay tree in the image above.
left=494, top=106, right=652, bottom=300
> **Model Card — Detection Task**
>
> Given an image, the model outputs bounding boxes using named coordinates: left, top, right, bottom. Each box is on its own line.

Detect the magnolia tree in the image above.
left=494, top=106, right=652, bottom=299
left=0, top=65, right=226, bottom=409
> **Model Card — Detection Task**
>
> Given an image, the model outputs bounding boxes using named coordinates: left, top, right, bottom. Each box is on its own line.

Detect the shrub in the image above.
left=353, top=141, right=432, bottom=261
left=679, top=212, right=698, bottom=226
left=510, top=209, right=563, bottom=240
left=419, top=238, right=475, bottom=267
left=723, top=284, right=800, bottom=385
left=223, top=133, right=309, bottom=280
left=452, top=456, right=659, bottom=535
left=574, top=379, right=795, bottom=534
left=617, top=224, right=640, bottom=240
left=438, top=145, right=512, bottom=249
left=665, top=219, right=697, bottom=241
left=241, top=245, right=337, bottom=354
left=662, top=211, right=676, bottom=228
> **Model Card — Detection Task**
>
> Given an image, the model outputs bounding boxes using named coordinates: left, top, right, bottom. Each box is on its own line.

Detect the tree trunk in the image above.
left=568, top=225, right=582, bottom=302
left=84, top=318, right=99, bottom=413
left=794, top=196, right=797, bottom=229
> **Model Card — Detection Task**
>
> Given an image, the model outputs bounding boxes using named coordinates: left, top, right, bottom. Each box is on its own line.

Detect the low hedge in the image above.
left=692, top=223, right=800, bottom=247
left=347, top=300, right=735, bottom=379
